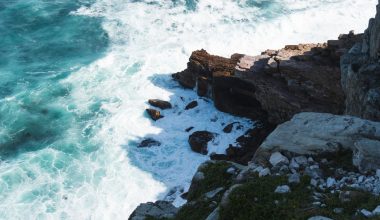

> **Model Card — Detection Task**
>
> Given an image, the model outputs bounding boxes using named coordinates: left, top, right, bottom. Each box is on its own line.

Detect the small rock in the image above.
left=361, top=209, right=373, bottom=218
left=288, top=173, right=301, bottom=184
left=294, top=156, right=308, bottom=166
left=333, top=208, right=344, bottom=214
left=310, top=179, right=318, bottom=187
left=307, top=157, right=314, bottom=163
left=372, top=205, right=380, bottom=215
left=185, top=127, right=194, bottom=132
left=226, top=167, right=236, bottom=175
left=138, top=138, right=161, bottom=148
left=223, top=123, right=236, bottom=133
left=275, top=185, right=291, bottom=194
left=205, top=187, right=224, bottom=199
left=259, top=168, right=271, bottom=177
left=146, top=109, right=163, bottom=121
left=376, top=169, right=380, bottom=178
left=269, top=152, right=289, bottom=167
left=326, top=177, right=336, bottom=188
left=148, top=99, right=172, bottom=109
left=289, top=158, right=300, bottom=170
left=185, top=101, right=198, bottom=110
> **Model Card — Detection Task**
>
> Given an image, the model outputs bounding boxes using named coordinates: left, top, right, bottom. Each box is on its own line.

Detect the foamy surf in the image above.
left=0, top=0, right=377, bottom=219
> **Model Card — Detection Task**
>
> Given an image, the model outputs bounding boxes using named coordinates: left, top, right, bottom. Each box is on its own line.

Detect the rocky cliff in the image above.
left=130, top=1, right=380, bottom=219
left=341, top=1, right=380, bottom=121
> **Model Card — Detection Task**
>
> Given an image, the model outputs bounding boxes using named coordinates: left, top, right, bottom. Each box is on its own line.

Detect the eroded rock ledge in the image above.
left=173, top=34, right=361, bottom=125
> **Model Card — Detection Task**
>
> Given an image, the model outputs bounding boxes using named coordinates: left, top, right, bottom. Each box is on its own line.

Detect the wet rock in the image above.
left=138, top=138, right=161, bottom=148
left=188, top=131, right=214, bottom=155
left=210, top=153, right=229, bottom=161
left=223, top=123, right=236, bottom=133
left=148, top=99, right=172, bottom=110
left=185, top=127, right=194, bottom=132
left=185, top=101, right=198, bottom=110
left=146, top=109, right=163, bottom=121
left=128, top=201, right=178, bottom=220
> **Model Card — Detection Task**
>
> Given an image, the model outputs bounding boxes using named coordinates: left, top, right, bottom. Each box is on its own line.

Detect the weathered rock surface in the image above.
left=146, top=108, right=163, bottom=121
left=148, top=99, right=172, bottom=110
left=128, top=201, right=178, bottom=220
left=254, top=112, right=380, bottom=172
left=188, top=131, right=215, bottom=155
left=173, top=38, right=360, bottom=124
left=341, top=0, right=380, bottom=121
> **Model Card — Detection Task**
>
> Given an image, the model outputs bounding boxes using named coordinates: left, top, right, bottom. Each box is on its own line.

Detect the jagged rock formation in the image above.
left=128, top=201, right=178, bottom=220
left=254, top=112, right=380, bottom=172
left=341, top=0, right=380, bottom=121
left=173, top=36, right=361, bottom=124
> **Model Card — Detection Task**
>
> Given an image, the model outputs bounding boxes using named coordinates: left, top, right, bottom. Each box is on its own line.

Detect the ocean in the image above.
left=0, top=0, right=377, bottom=219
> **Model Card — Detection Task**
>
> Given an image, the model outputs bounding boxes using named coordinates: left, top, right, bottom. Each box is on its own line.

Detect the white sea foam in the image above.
left=0, top=0, right=377, bottom=219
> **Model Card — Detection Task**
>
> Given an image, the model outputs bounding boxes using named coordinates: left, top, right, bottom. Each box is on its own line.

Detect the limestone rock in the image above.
left=341, top=0, right=380, bottom=121
left=269, top=152, right=289, bottom=167
left=254, top=112, right=380, bottom=172
left=128, top=201, right=178, bottom=220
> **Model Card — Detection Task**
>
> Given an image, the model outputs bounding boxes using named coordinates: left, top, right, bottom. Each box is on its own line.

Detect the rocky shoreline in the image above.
left=130, top=1, right=380, bottom=219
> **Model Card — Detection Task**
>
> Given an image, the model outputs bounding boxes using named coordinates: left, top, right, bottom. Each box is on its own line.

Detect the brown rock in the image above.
left=175, top=42, right=352, bottom=124
left=223, top=123, right=237, bottom=133
left=148, top=99, right=172, bottom=110
left=197, top=76, right=209, bottom=97
left=146, top=109, right=163, bottom=121
left=188, top=131, right=214, bottom=155
left=185, top=101, right=198, bottom=110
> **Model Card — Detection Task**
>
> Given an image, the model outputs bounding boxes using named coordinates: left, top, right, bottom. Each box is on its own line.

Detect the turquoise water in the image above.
left=0, top=0, right=377, bottom=219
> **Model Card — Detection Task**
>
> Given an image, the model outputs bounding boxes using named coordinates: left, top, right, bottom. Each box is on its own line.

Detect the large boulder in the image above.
left=188, top=131, right=215, bottom=155
left=253, top=112, right=380, bottom=172
left=341, top=0, right=380, bottom=122
left=174, top=38, right=360, bottom=124
left=128, top=201, right=178, bottom=220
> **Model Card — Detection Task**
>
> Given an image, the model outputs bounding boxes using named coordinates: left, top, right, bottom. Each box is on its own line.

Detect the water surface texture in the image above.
left=0, top=0, right=377, bottom=219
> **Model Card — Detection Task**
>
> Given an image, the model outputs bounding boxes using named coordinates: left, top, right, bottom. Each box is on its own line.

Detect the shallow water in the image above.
left=0, top=0, right=377, bottom=219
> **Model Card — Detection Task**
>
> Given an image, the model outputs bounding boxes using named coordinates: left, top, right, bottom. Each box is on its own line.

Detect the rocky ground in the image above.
left=129, top=1, right=380, bottom=219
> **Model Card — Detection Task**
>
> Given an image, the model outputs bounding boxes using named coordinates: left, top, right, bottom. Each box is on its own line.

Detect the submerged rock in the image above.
left=128, top=201, right=178, bottom=220
left=138, top=138, right=161, bottom=148
left=146, top=108, right=163, bottom=121
left=188, top=131, right=214, bottom=155
left=148, top=99, right=172, bottom=110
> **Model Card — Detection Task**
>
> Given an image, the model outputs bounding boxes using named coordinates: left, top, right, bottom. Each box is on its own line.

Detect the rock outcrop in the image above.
left=341, top=0, right=380, bottom=122
left=173, top=37, right=361, bottom=124
left=128, top=201, right=178, bottom=220
left=254, top=112, right=380, bottom=172
left=148, top=99, right=172, bottom=110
